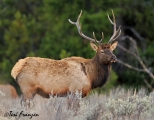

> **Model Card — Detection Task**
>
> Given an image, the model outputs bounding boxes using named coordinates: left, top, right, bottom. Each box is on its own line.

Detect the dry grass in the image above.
left=0, top=87, right=154, bottom=120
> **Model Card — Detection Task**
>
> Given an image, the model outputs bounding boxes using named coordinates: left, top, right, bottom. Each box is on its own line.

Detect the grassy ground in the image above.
left=0, top=87, right=154, bottom=120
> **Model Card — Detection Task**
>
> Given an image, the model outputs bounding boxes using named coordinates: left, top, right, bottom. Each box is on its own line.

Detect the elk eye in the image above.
left=101, top=50, right=104, bottom=53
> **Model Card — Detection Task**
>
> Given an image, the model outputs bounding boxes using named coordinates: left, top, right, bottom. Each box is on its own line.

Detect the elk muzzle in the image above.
left=110, top=55, right=117, bottom=63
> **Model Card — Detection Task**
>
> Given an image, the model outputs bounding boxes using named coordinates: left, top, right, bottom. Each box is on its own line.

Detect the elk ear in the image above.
left=111, top=41, right=118, bottom=51
left=90, top=42, right=98, bottom=52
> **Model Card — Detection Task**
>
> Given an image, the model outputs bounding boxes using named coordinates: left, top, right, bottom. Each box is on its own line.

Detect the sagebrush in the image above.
left=0, top=87, right=154, bottom=120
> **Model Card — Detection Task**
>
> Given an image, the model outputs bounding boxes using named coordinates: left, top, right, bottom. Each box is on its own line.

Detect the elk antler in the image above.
left=107, top=10, right=121, bottom=44
left=68, top=10, right=103, bottom=44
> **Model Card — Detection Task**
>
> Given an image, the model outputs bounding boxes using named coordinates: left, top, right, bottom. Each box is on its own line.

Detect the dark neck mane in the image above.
left=88, top=54, right=111, bottom=89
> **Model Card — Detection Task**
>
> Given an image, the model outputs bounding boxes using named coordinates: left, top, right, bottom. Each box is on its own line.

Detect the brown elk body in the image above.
left=11, top=10, right=121, bottom=103
left=0, top=84, right=18, bottom=98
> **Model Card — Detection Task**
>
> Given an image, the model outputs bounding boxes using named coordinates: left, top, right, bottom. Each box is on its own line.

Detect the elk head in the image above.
left=68, top=10, right=121, bottom=65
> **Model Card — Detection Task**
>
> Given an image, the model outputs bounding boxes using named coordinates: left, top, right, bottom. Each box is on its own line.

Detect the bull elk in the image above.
left=11, top=10, right=121, bottom=105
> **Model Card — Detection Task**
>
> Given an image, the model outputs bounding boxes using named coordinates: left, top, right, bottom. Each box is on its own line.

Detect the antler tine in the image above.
left=112, top=28, right=121, bottom=41
left=68, top=10, right=103, bottom=43
left=107, top=10, right=121, bottom=44
left=68, top=10, right=95, bottom=42
left=102, top=32, right=104, bottom=40
left=92, top=32, right=103, bottom=44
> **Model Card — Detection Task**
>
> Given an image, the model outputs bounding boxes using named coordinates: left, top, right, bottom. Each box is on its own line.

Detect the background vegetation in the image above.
left=0, top=88, right=154, bottom=120
left=0, top=0, right=154, bottom=93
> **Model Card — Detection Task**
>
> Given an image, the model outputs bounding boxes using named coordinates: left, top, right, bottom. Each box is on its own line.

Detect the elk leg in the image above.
left=20, top=87, right=37, bottom=108
left=66, top=92, right=80, bottom=115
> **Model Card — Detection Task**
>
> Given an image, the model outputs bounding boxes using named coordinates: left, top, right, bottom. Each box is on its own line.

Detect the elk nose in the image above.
left=110, top=56, right=117, bottom=62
